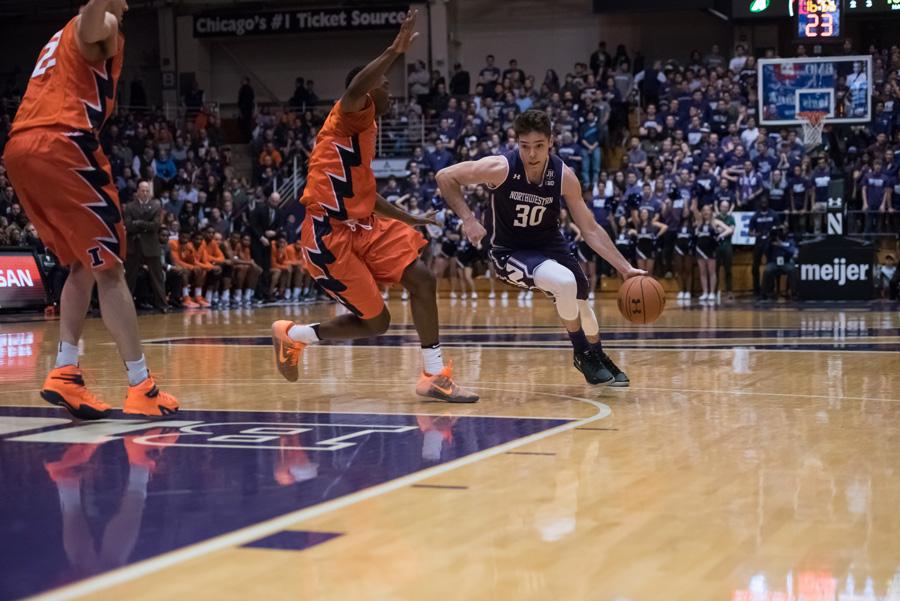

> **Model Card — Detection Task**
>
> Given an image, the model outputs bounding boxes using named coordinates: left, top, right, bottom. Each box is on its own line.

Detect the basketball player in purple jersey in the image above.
left=436, top=110, right=644, bottom=386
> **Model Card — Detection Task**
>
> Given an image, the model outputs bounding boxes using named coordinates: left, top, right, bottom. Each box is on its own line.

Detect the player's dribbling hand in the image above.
left=390, top=10, right=420, bottom=54
left=462, top=217, right=487, bottom=246
left=621, top=267, right=647, bottom=280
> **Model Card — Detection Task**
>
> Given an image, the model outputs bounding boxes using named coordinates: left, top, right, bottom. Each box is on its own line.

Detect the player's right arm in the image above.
left=340, top=9, right=418, bottom=113
left=435, top=156, right=508, bottom=245
left=76, top=0, right=124, bottom=61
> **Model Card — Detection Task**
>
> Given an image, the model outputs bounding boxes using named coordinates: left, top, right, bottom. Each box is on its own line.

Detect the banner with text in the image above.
left=194, top=6, right=410, bottom=38
left=0, top=250, right=46, bottom=311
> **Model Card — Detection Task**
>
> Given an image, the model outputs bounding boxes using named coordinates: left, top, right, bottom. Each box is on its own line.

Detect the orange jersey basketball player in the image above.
left=271, top=10, right=477, bottom=403
left=2, top=0, right=178, bottom=419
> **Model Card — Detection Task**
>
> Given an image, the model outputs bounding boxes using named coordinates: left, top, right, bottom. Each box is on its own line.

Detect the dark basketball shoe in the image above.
left=597, top=350, right=630, bottom=387
left=573, top=349, right=614, bottom=385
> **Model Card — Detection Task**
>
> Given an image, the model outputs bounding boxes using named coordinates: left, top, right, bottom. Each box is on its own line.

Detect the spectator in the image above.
left=579, top=111, right=602, bottom=188
left=479, top=54, right=501, bottom=98
left=426, top=140, right=454, bottom=173
left=728, top=44, right=748, bottom=73
left=635, top=60, right=666, bottom=108
left=238, top=77, right=255, bottom=138
left=861, top=158, right=892, bottom=238
left=288, top=77, right=307, bottom=108
left=153, top=150, right=176, bottom=191
left=590, top=41, right=612, bottom=78
left=503, top=59, right=526, bottom=86
left=449, top=63, right=470, bottom=97
left=409, top=61, right=431, bottom=105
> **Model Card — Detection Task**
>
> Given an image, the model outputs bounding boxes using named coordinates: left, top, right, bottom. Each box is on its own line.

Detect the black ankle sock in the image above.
left=567, top=329, right=590, bottom=353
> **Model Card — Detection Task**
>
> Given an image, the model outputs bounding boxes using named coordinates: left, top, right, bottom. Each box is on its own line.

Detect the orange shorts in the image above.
left=301, top=213, right=426, bottom=319
left=3, top=129, right=125, bottom=271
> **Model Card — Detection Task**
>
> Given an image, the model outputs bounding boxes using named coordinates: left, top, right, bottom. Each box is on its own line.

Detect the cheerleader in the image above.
left=634, top=207, right=667, bottom=277
left=692, top=203, right=734, bottom=302
left=431, top=210, right=461, bottom=299
left=613, top=215, right=637, bottom=267
left=673, top=211, right=695, bottom=300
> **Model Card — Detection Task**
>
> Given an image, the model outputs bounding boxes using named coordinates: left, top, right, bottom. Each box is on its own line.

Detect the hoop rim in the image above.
left=797, top=111, right=828, bottom=126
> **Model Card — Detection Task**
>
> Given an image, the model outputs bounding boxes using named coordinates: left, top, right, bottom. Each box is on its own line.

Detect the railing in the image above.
left=273, top=154, right=306, bottom=206
left=107, top=102, right=220, bottom=125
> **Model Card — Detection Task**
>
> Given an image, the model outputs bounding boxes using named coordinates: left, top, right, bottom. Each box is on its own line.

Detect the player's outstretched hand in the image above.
left=462, top=217, right=487, bottom=246
left=621, top=267, right=647, bottom=280
left=410, top=210, right=439, bottom=228
left=390, top=9, right=419, bottom=54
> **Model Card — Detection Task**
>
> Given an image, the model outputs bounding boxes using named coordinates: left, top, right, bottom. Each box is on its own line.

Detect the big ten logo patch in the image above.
left=4, top=417, right=418, bottom=452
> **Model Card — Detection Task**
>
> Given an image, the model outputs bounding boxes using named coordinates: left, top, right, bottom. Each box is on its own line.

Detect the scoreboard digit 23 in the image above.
left=795, top=0, right=842, bottom=39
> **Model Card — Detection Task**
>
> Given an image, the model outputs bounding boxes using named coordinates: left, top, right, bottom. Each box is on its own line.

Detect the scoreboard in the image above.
left=845, top=0, right=900, bottom=11
left=795, top=0, right=841, bottom=39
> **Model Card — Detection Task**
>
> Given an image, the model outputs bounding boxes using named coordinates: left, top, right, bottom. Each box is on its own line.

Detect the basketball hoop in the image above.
left=797, top=111, right=827, bottom=150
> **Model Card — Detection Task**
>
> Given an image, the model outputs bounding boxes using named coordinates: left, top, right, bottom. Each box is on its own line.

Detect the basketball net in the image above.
left=797, top=111, right=827, bottom=151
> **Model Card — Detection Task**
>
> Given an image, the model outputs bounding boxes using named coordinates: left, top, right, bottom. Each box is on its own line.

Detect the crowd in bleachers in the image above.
left=1, top=39, right=899, bottom=311
left=391, top=41, right=900, bottom=301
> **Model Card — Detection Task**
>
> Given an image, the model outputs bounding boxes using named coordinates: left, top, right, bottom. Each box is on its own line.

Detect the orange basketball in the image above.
left=617, top=276, right=666, bottom=324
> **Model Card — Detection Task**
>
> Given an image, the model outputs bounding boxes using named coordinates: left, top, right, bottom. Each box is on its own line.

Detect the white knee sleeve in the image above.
left=577, top=300, right=599, bottom=336
left=533, top=260, right=579, bottom=321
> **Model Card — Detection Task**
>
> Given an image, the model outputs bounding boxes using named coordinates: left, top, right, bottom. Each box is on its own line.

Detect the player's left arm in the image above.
left=76, top=0, right=123, bottom=60
left=373, top=194, right=437, bottom=228
left=562, top=166, right=645, bottom=279
left=341, top=10, right=418, bottom=114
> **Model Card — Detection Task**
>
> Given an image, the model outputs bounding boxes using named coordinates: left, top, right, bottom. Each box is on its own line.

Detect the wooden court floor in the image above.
left=1, top=297, right=899, bottom=601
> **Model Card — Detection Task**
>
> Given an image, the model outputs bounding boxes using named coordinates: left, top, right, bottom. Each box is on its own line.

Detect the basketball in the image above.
left=617, top=276, right=666, bottom=324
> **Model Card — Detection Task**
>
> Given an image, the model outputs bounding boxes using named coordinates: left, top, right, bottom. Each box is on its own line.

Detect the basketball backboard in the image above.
left=757, top=55, right=872, bottom=126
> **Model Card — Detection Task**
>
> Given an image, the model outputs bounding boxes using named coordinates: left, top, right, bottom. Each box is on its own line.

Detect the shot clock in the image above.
left=794, top=0, right=842, bottom=39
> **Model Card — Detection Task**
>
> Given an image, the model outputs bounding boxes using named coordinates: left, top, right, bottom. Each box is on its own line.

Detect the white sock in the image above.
left=212, top=292, right=220, bottom=303
left=125, top=355, right=149, bottom=386
left=285, top=289, right=293, bottom=300
left=422, top=345, right=444, bottom=375
left=222, top=290, right=230, bottom=303
left=288, top=323, right=320, bottom=345
left=194, top=287, right=202, bottom=298
left=205, top=291, right=213, bottom=304
left=55, top=341, right=79, bottom=368
left=243, top=289, right=252, bottom=301
left=293, top=287, right=301, bottom=299
left=182, top=286, right=190, bottom=298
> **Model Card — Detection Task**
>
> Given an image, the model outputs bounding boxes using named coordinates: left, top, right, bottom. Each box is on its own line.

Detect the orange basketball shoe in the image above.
left=271, top=320, right=306, bottom=382
left=40, top=365, right=112, bottom=420
left=415, top=361, right=479, bottom=403
left=194, top=296, right=211, bottom=307
left=124, top=375, right=180, bottom=417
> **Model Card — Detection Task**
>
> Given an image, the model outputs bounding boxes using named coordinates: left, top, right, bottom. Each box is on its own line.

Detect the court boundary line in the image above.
left=22, top=388, right=610, bottom=601
left=136, top=340, right=900, bottom=353
left=0, top=403, right=584, bottom=422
